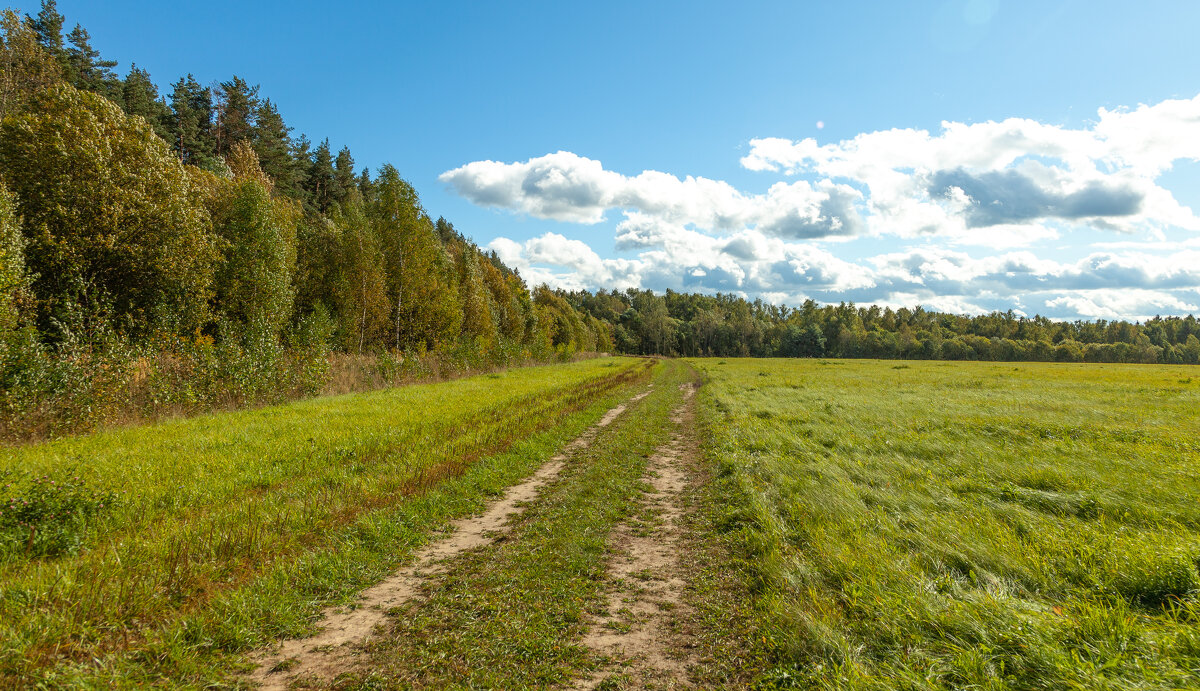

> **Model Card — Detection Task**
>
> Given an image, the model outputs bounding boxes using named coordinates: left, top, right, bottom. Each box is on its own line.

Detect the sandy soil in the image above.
left=247, top=389, right=648, bottom=690
left=571, top=381, right=699, bottom=690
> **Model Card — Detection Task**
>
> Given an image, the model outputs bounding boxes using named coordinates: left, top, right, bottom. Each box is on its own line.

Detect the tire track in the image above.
left=248, top=387, right=651, bottom=690
left=572, top=382, right=699, bottom=690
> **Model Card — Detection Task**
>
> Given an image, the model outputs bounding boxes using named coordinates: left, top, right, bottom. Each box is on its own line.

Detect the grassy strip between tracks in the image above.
left=0, top=356, right=653, bottom=687
left=332, top=359, right=692, bottom=690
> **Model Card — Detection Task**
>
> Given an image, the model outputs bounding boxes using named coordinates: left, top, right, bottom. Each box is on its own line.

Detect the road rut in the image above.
left=248, top=388, right=649, bottom=690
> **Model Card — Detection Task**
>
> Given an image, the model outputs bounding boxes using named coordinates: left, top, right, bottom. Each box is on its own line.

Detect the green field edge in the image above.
left=5, top=359, right=656, bottom=688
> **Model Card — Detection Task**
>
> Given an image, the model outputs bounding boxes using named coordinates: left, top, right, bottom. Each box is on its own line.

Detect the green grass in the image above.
left=0, top=356, right=652, bottom=687
left=671, top=393, right=775, bottom=689
left=8, top=355, right=1192, bottom=689
left=690, top=358, right=1200, bottom=689
left=336, top=359, right=693, bottom=689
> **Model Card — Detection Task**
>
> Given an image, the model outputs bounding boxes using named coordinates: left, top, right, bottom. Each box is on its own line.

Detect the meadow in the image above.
left=2, top=354, right=1197, bottom=689
left=0, top=356, right=652, bottom=686
left=692, top=358, right=1200, bottom=689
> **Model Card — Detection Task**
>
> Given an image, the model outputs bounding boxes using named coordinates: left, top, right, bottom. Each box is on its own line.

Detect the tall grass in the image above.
left=692, top=358, right=1200, bottom=689
left=0, top=356, right=652, bottom=685
left=0, top=326, right=604, bottom=443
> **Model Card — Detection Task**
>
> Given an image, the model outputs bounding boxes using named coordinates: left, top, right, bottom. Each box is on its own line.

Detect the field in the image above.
left=0, top=357, right=658, bottom=686
left=1, top=356, right=1198, bottom=689
left=693, top=358, right=1200, bottom=689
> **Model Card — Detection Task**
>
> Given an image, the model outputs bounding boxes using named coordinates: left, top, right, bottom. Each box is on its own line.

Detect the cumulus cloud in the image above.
left=495, top=232, right=643, bottom=291
left=489, top=220, right=871, bottom=301
left=445, top=95, right=1200, bottom=245
left=928, top=168, right=1143, bottom=227
left=493, top=226, right=1200, bottom=320
left=450, top=93, right=1200, bottom=320
left=441, top=152, right=618, bottom=224
left=858, top=247, right=1200, bottom=319
left=742, top=94, right=1200, bottom=238
left=442, top=151, right=864, bottom=240
left=1045, top=290, right=1199, bottom=321
left=869, top=247, right=1200, bottom=295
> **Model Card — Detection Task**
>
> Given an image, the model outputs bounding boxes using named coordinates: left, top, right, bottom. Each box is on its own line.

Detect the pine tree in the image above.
left=306, top=138, right=336, bottom=213
left=65, top=24, right=118, bottom=99
left=435, top=216, right=458, bottom=243
left=251, top=99, right=297, bottom=195
left=121, top=63, right=171, bottom=141
left=289, top=134, right=314, bottom=207
left=169, top=74, right=216, bottom=169
left=27, top=0, right=64, bottom=62
left=121, top=63, right=155, bottom=116
left=334, top=146, right=355, bottom=205
left=357, top=168, right=373, bottom=198
left=215, top=75, right=259, bottom=157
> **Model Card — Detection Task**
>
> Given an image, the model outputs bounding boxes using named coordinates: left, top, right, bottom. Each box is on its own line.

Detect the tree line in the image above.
left=2, top=1, right=610, bottom=355
left=562, top=289, right=1200, bottom=364
left=0, top=2, right=609, bottom=438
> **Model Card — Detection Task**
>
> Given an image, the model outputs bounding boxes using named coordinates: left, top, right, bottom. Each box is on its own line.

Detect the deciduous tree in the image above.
left=0, top=184, right=27, bottom=331
left=372, top=165, right=461, bottom=350
left=0, top=84, right=218, bottom=339
left=195, top=143, right=298, bottom=335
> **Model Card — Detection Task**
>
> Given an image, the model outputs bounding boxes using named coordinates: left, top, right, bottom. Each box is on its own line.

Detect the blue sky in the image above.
left=23, top=0, right=1200, bottom=320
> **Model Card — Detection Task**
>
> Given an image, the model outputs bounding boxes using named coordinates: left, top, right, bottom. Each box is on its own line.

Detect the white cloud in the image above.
left=445, top=95, right=1200, bottom=246
left=445, top=99, right=1200, bottom=246
left=442, top=151, right=864, bottom=240
left=1045, top=290, right=1199, bottom=322
left=494, top=227, right=1200, bottom=319
left=1095, top=94, right=1200, bottom=174
left=441, top=152, right=619, bottom=224
left=491, top=220, right=872, bottom=301
left=452, top=93, right=1200, bottom=320
left=489, top=232, right=643, bottom=291
left=868, top=247, right=1200, bottom=296
left=741, top=95, right=1200, bottom=240
left=876, top=292, right=992, bottom=316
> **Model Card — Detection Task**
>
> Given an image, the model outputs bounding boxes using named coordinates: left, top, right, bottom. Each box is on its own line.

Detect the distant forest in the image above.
left=563, top=290, right=1200, bottom=363
left=0, top=2, right=1195, bottom=435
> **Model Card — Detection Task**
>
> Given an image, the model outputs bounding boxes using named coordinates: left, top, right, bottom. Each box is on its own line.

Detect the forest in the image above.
left=563, top=289, right=1200, bottom=363
left=0, top=1, right=1196, bottom=439
left=0, top=2, right=611, bottom=439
